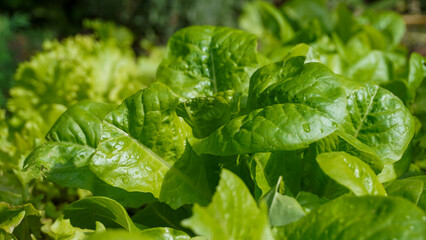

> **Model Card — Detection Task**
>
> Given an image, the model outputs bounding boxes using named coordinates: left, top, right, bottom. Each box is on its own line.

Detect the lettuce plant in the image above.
left=0, top=21, right=164, bottom=209
left=11, top=23, right=425, bottom=240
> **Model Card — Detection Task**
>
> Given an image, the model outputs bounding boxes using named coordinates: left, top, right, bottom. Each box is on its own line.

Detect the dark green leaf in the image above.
left=157, top=26, right=259, bottom=98
left=273, top=196, right=426, bottom=240
left=249, top=60, right=347, bottom=124
left=176, top=93, right=235, bottom=138
left=250, top=151, right=303, bottom=198
left=295, top=191, right=329, bottom=214
left=0, top=203, right=39, bottom=236
left=386, top=176, right=426, bottom=210
left=132, top=202, right=191, bottom=232
left=159, top=145, right=220, bottom=209
left=182, top=169, right=273, bottom=240
left=192, top=103, right=339, bottom=155
left=63, top=196, right=139, bottom=232
left=338, top=83, right=415, bottom=164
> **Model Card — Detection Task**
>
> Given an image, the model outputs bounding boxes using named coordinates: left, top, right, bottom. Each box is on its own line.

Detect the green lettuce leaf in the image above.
left=248, top=58, right=347, bottom=125
left=192, top=103, right=339, bottom=155
left=157, top=26, right=259, bottom=98
left=249, top=151, right=303, bottom=198
left=261, top=180, right=305, bottom=227
left=316, top=152, right=386, bottom=196
left=360, top=11, right=405, bottom=49
left=63, top=196, right=139, bottom=232
left=25, top=82, right=218, bottom=209
left=90, top=82, right=188, bottom=197
left=41, top=216, right=101, bottom=240
left=338, top=83, right=415, bottom=164
left=131, top=202, right=191, bottom=232
left=182, top=169, right=273, bottom=240
left=407, top=52, right=425, bottom=103
left=239, top=1, right=295, bottom=56
left=24, top=101, right=155, bottom=208
left=159, top=144, right=220, bottom=209
left=0, top=202, right=40, bottom=239
left=193, top=59, right=348, bottom=155
left=86, top=228, right=190, bottom=240
left=386, top=175, right=426, bottom=210
left=273, top=196, right=426, bottom=240
left=176, top=91, right=237, bottom=138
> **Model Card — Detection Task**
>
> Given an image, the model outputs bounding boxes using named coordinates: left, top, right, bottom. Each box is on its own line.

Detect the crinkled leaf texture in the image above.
left=182, top=169, right=273, bottom=240
left=316, top=152, right=386, bottom=196
left=157, top=26, right=259, bottom=98
left=25, top=83, right=217, bottom=209
left=193, top=59, right=347, bottom=155
left=248, top=58, right=347, bottom=124
left=176, top=91, right=238, bottom=138
left=23, top=101, right=155, bottom=208
left=91, top=82, right=217, bottom=208
left=90, top=82, right=188, bottom=196
left=192, top=103, right=339, bottom=155
left=338, top=83, right=415, bottom=165
left=273, top=196, right=426, bottom=240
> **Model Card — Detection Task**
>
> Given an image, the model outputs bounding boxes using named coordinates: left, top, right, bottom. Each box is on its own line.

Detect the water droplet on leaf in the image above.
left=303, top=123, right=310, bottom=133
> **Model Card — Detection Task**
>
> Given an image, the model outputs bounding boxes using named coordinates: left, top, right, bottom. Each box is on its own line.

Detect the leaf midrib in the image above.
left=105, top=121, right=212, bottom=202
left=103, top=121, right=172, bottom=169
left=353, top=87, right=378, bottom=138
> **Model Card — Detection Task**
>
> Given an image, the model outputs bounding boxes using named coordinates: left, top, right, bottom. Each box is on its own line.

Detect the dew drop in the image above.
left=303, top=123, right=311, bottom=133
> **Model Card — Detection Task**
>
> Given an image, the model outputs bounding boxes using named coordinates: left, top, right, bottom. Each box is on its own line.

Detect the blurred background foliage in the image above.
left=0, top=0, right=424, bottom=104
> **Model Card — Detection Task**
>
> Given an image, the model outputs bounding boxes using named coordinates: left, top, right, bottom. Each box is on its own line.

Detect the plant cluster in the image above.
left=1, top=1, right=425, bottom=239
left=0, top=20, right=162, bottom=210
